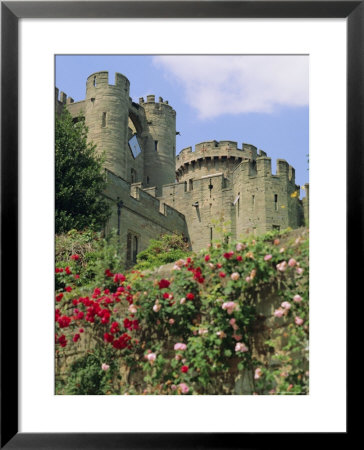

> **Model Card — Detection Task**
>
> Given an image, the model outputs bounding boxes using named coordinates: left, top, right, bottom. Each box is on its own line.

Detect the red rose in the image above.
left=58, top=335, right=67, bottom=347
left=181, top=365, right=189, bottom=373
left=105, top=269, right=114, bottom=278
left=186, top=293, right=195, bottom=300
left=113, top=273, right=126, bottom=283
left=236, top=255, right=243, bottom=261
left=56, top=293, right=63, bottom=302
left=73, top=333, right=80, bottom=343
left=219, top=272, right=226, bottom=278
left=70, top=254, right=80, bottom=261
left=223, top=251, right=234, bottom=259
left=158, top=279, right=170, bottom=289
left=65, top=286, right=72, bottom=293
left=104, top=332, right=114, bottom=343
left=57, top=315, right=71, bottom=328
left=204, top=255, right=210, bottom=262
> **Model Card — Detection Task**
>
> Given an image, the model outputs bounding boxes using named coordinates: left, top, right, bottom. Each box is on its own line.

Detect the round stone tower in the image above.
left=85, top=71, right=130, bottom=179
left=141, top=95, right=176, bottom=194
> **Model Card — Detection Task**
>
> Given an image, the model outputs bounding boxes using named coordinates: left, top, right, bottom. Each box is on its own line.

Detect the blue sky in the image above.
left=56, top=55, right=309, bottom=192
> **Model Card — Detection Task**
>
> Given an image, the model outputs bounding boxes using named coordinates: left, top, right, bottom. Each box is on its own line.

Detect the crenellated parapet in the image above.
left=55, top=87, right=75, bottom=116
left=104, top=169, right=186, bottom=224
left=176, top=140, right=266, bottom=182
left=233, top=157, right=297, bottom=184
left=138, top=94, right=176, bottom=116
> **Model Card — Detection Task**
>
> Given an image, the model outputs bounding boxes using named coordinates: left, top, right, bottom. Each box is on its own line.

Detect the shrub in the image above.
left=55, top=228, right=309, bottom=395
left=134, top=234, right=191, bottom=271
left=55, top=229, right=125, bottom=292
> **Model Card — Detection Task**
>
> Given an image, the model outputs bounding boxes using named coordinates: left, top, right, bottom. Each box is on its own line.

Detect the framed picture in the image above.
left=1, top=1, right=357, bottom=447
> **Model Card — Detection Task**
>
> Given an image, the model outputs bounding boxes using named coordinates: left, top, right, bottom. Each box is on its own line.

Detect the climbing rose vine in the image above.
left=55, top=229, right=309, bottom=395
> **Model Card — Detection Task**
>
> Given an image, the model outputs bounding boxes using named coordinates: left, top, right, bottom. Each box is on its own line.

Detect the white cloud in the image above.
left=153, top=55, right=308, bottom=119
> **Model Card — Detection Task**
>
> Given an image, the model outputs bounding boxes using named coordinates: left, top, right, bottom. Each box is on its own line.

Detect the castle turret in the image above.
left=85, top=71, right=131, bottom=179
left=142, top=95, right=176, bottom=194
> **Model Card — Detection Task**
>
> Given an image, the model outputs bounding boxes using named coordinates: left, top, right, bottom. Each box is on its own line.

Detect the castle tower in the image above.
left=85, top=71, right=130, bottom=180
left=141, top=95, right=176, bottom=194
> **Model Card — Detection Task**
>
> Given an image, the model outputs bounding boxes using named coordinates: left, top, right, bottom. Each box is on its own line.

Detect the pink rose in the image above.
left=295, top=316, right=304, bottom=326
left=264, top=254, right=272, bottom=261
left=254, top=368, right=262, bottom=379
left=128, top=304, right=137, bottom=314
left=233, top=334, right=242, bottom=341
left=174, top=343, right=187, bottom=351
left=101, top=363, right=110, bottom=371
left=179, top=383, right=189, bottom=394
left=288, top=258, right=297, bottom=267
left=293, top=294, right=302, bottom=303
left=229, top=318, right=236, bottom=325
left=236, top=243, right=245, bottom=251
left=296, top=267, right=304, bottom=275
left=274, top=308, right=284, bottom=318
left=147, top=353, right=156, bottom=362
left=281, top=301, right=291, bottom=310
left=276, top=261, right=287, bottom=272
left=245, top=276, right=252, bottom=283
left=231, top=272, right=240, bottom=281
left=180, top=297, right=186, bottom=305
left=222, top=301, right=238, bottom=314
left=235, top=342, right=248, bottom=353
left=169, top=318, right=175, bottom=325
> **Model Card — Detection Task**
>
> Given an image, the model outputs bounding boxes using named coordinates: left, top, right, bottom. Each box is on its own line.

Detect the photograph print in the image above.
left=55, top=55, right=309, bottom=395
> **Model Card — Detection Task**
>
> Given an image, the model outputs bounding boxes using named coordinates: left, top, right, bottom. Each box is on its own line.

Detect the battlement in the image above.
left=176, top=141, right=262, bottom=172
left=86, top=71, right=130, bottom=93
left=233, top=157, right=296, bottom=184
left=104, top=169, right=185, bottom=221
left=139, top=94, right=175, bottom=114
left=55, top=88, right=74, bottom=105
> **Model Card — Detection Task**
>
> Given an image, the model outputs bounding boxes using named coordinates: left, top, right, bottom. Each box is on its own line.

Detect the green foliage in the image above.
left=134, top=233, right=191, bottom=271
left=55, top=109, right=111, bottom=233
left=56, top=348, right=119, bottom=395
left=55, top=229, right=125, bottom=292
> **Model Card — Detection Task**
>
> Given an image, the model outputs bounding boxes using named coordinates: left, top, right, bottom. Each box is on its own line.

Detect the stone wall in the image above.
left=103, top=169, right=189, bottom=266
left=159, top=173, right=233, bottom=251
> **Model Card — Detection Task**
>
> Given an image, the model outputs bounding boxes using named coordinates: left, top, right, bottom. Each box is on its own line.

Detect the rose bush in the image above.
left=55, top=228, right=309, bottom=395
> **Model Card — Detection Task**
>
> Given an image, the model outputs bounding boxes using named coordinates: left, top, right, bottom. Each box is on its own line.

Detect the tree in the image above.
left=55, top=109, right=111, bottom=234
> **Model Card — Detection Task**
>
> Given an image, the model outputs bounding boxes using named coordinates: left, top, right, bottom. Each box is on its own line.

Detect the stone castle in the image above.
left=56, top=71, right=309, bottom=266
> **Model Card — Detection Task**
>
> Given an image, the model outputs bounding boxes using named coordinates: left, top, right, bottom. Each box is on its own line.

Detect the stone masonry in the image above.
left=56, top=71, right=308, bottom=264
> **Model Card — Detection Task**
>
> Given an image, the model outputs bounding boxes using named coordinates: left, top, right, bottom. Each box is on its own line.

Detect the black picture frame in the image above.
left=1, top=1, right=357, bottom=448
